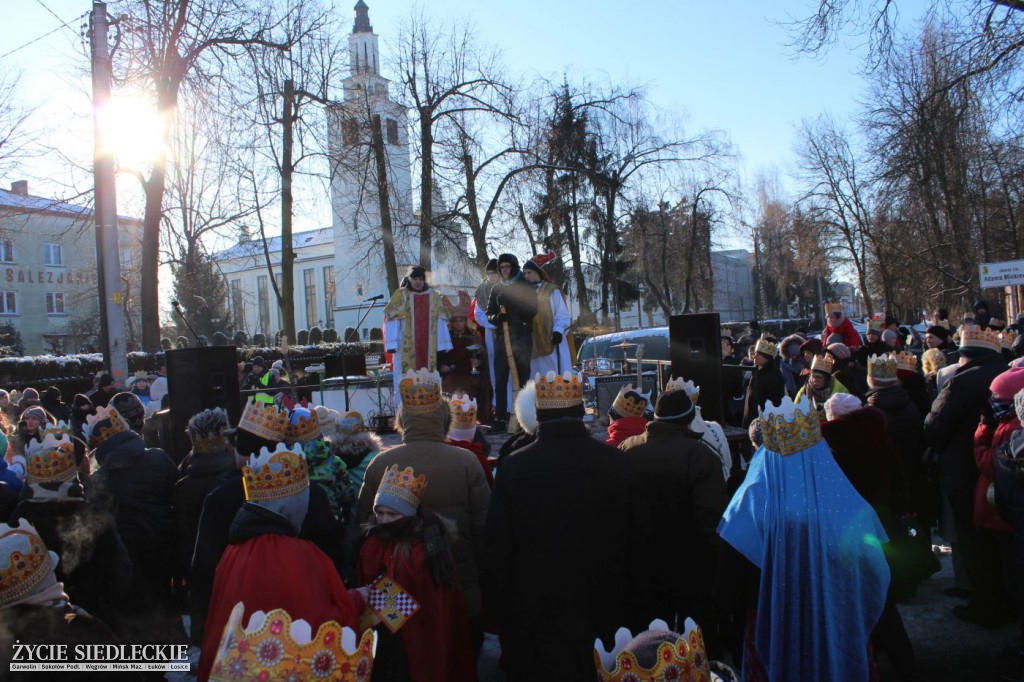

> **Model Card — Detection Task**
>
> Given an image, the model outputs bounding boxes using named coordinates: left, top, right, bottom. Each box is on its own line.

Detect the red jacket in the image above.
left=974, top=417, right=1019, bottom=533
left=824, top=317, right=862, bottom=349
left=447, top=438, right=494, bottom=487
left=605, top=416, right=648, bottom=447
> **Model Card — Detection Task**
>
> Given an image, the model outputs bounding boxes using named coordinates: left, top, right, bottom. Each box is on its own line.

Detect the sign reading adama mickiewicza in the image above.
left=979, top=260, right=1024, bottom=288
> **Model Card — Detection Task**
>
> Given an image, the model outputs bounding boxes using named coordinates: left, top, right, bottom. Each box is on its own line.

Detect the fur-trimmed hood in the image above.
left=328, top=430, right=384, bottom=458
left=514, top=380, right=538, bottom=432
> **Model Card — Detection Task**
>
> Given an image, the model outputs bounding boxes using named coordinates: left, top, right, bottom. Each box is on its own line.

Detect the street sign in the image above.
left=979, top=260, right=1024, bottom=288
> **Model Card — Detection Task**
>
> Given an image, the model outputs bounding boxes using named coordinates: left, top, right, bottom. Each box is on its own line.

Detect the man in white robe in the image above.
left=383, top=266, right=452, bottom=404
left=522, top=253, right=572, bottom=376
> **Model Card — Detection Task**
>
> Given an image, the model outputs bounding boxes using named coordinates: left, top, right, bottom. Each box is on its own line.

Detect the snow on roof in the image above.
left=213, top=227, right=334, bottom=261
left=0, top=188, right=140, bottom=223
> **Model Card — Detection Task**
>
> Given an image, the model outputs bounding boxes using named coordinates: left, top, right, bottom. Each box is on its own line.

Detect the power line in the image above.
left=34, top=0, right=78, bottom=34
left=0, top=2, right=84, bottom=61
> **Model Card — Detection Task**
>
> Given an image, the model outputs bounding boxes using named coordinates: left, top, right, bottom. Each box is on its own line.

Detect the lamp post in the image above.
left=636, top=282, right=644, bottom=329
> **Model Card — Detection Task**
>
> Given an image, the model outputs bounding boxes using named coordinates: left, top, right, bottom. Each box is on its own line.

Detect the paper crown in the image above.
left=238, top=400, right=290, bottom=442
left=810, top=353, right=835, bottom=374
left=824, top=302, right=843, bottom=315
left=376, top=464, right=427, bottom=511
left=38, top=420, right=72, bottom=442
left=594, top=618, right=711, bottom=682
left=85, top=405, right=130, bottom=449
left=285, top=408, right=321, bottom=443
left=449, top=394, right=478, bottom=431
left=398, top=369, right=442, bottom=413
left=894, top=351, right=918, bottom=372
left=754, top=336, right=777, bottom=358
left=210, top=602, right=377, bottom=682
left=535, top=371, right=584, bottom=410
left=990, top=318, right=1006, bottom=330
left=242, top=443, right=309, bottom=502
left=866, top=315, right=883, bottom=333
left=0, top=520, right=56, bottom=607
left=960, top=326, right=1002, bottom=352
left=611, top=384, right=652, bottom=418
left=867, top=354, right=898, bottom=382
left=443, top=290, right=474, bottom=320
left=1003, top=330, right=1018, bottom=351
left=760, top=395, right=822, bottom=456
left=664, top=376, right=700, bottom=404
left=339, top=410, right=365, bottom=435
left=529, top=250, right=557, bottom=269
left=133, top=370, right=147, bottom=380
left=24, top=424, right=77, bottom=485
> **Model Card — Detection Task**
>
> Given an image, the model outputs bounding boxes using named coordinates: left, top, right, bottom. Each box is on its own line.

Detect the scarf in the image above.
left=992, top=398, right=1015, bottom=422
left=365, top=510, right=456, bottom=589
left=532, top=282, right=556, bottom=358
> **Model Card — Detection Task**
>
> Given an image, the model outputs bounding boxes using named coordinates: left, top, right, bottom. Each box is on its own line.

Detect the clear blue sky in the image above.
left=2, top=0, right=931, bottom=232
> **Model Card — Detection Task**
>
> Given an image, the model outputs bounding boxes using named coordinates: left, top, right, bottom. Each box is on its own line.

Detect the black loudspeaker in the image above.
left=595, top=374, right=659, bottom=425
left=166, top=346, right=241, bottom=463
left=669, top=313, right=724, bottom=423
left=324, top=354, right=367, bottom=378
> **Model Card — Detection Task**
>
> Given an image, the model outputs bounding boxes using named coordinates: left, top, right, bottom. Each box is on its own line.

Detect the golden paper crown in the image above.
left=449, top=394, right=478, bottom=431
left=133, top=370, right=147, bottom=380
left=894, top=351, right=918, bottom=372
left=242, top=443, right=309, bottom=502
left=39, top=421, right=73, bottom=442
left=866, top=354, right=898, bottom=382
left=210, top=602, right=377, bottom=682
left=594, top=618, right=711, bottom=682
left=960, top=325, right=1002, bottom=352
left=760, top=395, right=822, bottom=456
left=376, top=464, right=427, bottom=511
left=810, top=354, right=835, bottom=374
left=611, top=384, right=652, bottom=418
left=866, top=315, right=883, bottom=333
left=1002, top=330, right=1018, bottom=351
left=663, top=376, right=700, bottom=404
left=285, top=408, right=321, bottom=443
left=238, top=400, right=290, bottom=442
left=0, top=520, right=55, bottom=607
left=398, top=369, right=442, bottom=413
left=824, top=302, right=843, bottom=315
left=754, top=336, right=777, bottom=358
left=24, top=425, right=77, bottom=485
left=535, top=370, right=584, bottom=410
left=990, top=318, right=1006, bottom=330
left=85, top=406, right=130, bottom=449
left=191, top=431, right=228, bottom=455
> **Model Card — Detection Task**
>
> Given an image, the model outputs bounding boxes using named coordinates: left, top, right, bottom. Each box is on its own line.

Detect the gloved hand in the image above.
left=495, top=312, right=508, bottom=323
left=551, top=331, right=563, bottom=345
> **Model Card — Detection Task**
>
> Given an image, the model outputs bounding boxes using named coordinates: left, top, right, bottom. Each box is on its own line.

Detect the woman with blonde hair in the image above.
left=922, top=348, right=948, bottom=405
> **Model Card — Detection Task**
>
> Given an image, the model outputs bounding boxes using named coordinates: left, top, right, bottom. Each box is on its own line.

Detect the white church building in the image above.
left=216, top=1, right=477, bottom=340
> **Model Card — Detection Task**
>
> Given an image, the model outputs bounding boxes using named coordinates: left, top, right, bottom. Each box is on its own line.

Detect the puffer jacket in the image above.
left=866, top=383, right=926, bottom=516
left=173, top=448, right=237, bottom=578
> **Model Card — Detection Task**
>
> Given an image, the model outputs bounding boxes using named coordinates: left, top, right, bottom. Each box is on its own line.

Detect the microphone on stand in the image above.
left=364, top=294, right=385, bottom=302
left=172, top=300, right=206, bottom=347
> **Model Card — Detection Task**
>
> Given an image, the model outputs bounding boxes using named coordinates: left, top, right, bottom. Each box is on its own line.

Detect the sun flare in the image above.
left=97, top=96, right=167, bottom=170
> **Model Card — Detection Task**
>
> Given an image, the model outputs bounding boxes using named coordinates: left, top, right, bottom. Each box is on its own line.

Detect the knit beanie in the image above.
left=21, top=388, right=40, bottom=402
left=991, top=368, right=1024, bottom=401
left=824, top=393, right=863, bottom=421
left=20, top=406, right=49, bottom=425
left=800, top=338, right=823, bottom=356
left=653, top=390, right=695, bottom=425
left=827, top=343, right=851, bottom=360
left=825, top=333, right=844, bottom=346
left=485, top=258, right=499, bottom=273
left=109, top=392, right=145, bottom=433
left=1015, top=387, right=1024, bottom=426
left=881, top=329, right=898, bottom=347
left=0, top=390, right=8, bottom=406
left=926, top=325, right=950, bottom=342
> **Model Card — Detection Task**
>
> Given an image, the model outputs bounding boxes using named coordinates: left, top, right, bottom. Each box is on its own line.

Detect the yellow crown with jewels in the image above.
left=611, top=384, right=651, bottom=418
left=754, top=336, right=777, bottom=358
left=210, top=602, right=377, bottom=682
left=810, top=353, right=835, bottom=374
left=0, top=520, right=55, bottom=607
left=867, top=315, right=883, bottom=334
left=824, top=302, right=843, bottom=316
left=242, top=443, right=309, bottom=502
left=376, top=464, right=428, bottom=511
left=535, top=370, right=584, bottom=410
left=449, top=394, right=478, bottom=431
left=1003, top=330, right=1018, bottom=351
left=664, top=376, right=700, bottom=404
left=398, top=369, right=442, bottom=413
left=38, top=421, right=72, bottom=442
left=24, top=424, right=77, bottom=485
left=894, top=351, right=918, bottom=372
left=960, top=325, right=1002, bottom=353
left=760, top=395, right=822, bottom=456
left=85, top=406, right=130, bottom=449
left=595, top=618, right=712, bottom=682
left=867, top=354, right=898, bottom=383
left=990, top=318, right=1006, bottom=330
left=285, top=408, right=321, bottom=443
left=238, top=400, right=290, bottom=442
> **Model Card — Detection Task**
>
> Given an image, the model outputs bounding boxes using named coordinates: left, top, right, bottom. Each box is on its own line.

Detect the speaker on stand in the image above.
left=165, top=346, right=242, bottom=463
left=668, top=313, right=724, bottom=423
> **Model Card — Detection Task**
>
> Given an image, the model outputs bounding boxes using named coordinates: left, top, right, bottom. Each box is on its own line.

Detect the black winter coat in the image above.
left=924, top=352, right=1008, bottom=497
left=188, top=471, right=344, bottom=644
left=866, top=385, right=924, bottom=469
left=486, top=274, right=538, bottom=343
left=742, top=362, right=786, bottom=427
left=994, top=434, right=1024, bottom=596
left=172, top=448, right=237, bottom=581
left=9, top=496, right=131, bottom=628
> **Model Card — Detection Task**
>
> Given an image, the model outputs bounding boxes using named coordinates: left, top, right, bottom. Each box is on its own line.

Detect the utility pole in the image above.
left=279, top=78, right=297, bottom=343
left=90, top=1, right=128, bottom=383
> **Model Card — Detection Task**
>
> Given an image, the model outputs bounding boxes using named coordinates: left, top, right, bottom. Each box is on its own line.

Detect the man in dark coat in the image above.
left=485, top=373, right=641, bottom=680
left=486, top=253, right=538, bottom=432
left=88, top=373, right=119, bottom=409
left=618, top=383, right=727, bottom=654
left=742, top=337, right=786, bottom=428
left=925, top=329, right=1008, bottom=625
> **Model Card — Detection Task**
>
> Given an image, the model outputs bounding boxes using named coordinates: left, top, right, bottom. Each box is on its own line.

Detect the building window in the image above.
left=46, top=292, right=65, bottom=315
left=342, top=118, right=359, bottom=147
left=304, top=268, right=317, bottom=328
left=257, top=275, right=270, bottom=335
left=323, top=266, right=335, bottom=328
left=386, top=119, right=399, bottom=145
left=231, top=279, right=245, bottom=330
left=274, top=273, right=283, bottom=331
left=0, top=292, right=17, bottom=315
left=362, top=327, right=369, bottom=339
left=119, top=248, right=132, bottom=269
left=0, top=241, right=14, bottom=263
left=357, top=282, right=364, bottom=297
left=43, top=243, right=62, bottom=266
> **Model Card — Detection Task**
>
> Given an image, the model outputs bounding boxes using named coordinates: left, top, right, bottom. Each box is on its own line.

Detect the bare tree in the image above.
left=0, top=72, right=38, bottom=178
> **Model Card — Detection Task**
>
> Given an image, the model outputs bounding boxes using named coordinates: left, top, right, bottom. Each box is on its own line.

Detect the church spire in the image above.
left=353, top=0, right=372, bottom=34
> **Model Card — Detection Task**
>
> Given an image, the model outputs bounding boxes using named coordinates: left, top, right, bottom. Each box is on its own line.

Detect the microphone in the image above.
left=365, top=294, right=385, bottom=301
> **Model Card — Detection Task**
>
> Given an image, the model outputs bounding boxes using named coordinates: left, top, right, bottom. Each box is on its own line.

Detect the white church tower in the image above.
left=328, top=0, right=415, bottom=337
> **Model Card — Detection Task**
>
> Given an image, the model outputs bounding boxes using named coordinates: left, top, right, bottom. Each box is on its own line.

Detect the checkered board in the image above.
left=366, top=574, right=420, bottom=633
